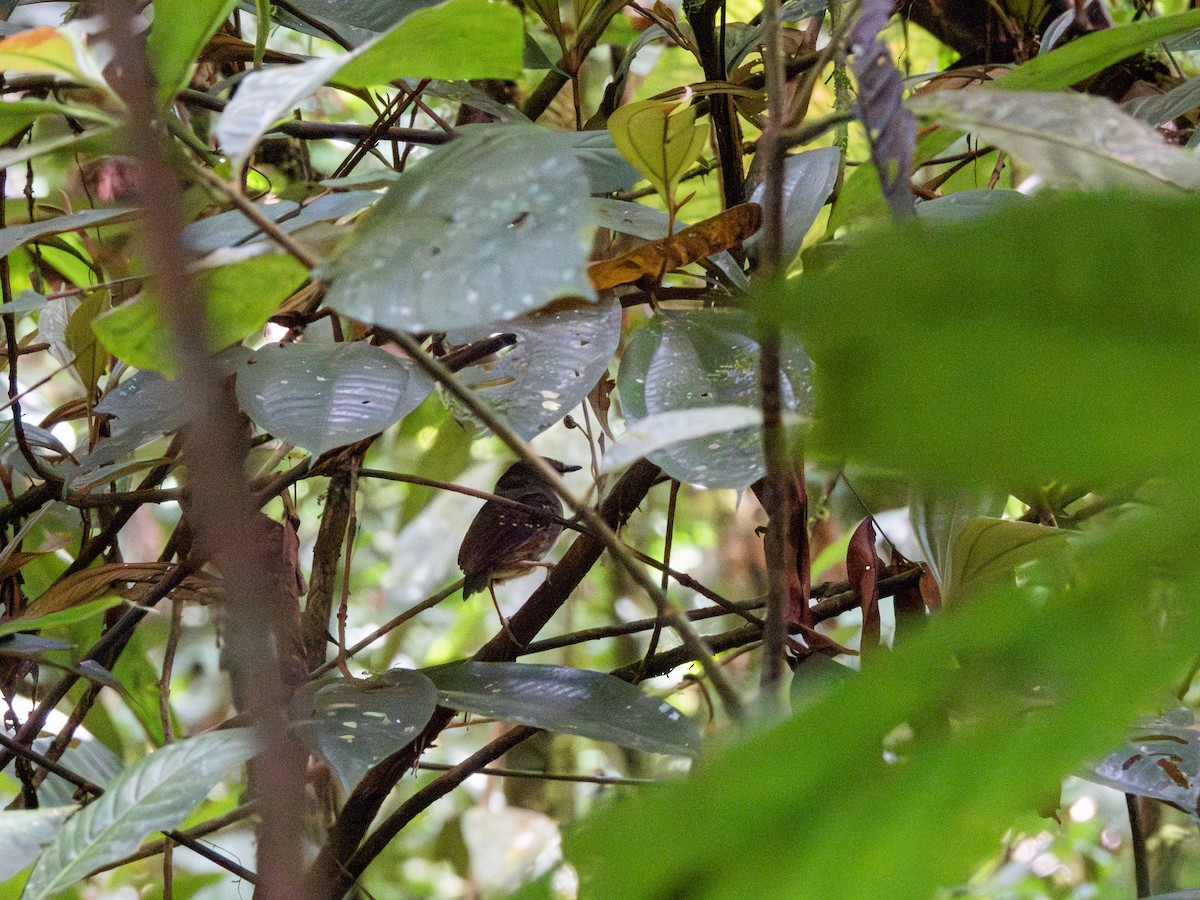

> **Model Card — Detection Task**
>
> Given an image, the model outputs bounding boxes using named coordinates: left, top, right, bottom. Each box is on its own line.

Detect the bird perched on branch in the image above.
left=458, top=458, right=581, bottom=627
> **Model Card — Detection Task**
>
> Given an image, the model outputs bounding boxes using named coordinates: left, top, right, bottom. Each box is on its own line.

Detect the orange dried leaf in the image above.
left=588, top=203, right=761, bottom=290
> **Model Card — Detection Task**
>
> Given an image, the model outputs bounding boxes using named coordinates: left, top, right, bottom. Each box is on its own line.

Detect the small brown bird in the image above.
left=458, top=458, right=581, bottom=617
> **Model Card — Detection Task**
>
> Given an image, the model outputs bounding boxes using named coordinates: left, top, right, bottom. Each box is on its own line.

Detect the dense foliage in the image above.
left=2, top=0, right=1200, bottom=896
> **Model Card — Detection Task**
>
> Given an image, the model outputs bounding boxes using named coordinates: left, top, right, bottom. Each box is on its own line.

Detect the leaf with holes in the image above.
left=446, top=296, right=621, bottom=439
left=1090, top=710, right=1200, bottom=817
left=426, top=661, right=701, bottom=757
left=294, top=669, right=439, bottom=794
left=21, top=729, right=258, bottom=900
left=617, top=310, right=812, bottom=489
left=321, top=125, right=596, bottom=332
left=235, top=342, right=433, bottom=454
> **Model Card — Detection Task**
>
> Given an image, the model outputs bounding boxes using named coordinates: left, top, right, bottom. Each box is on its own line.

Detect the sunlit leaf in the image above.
left=22, top=729, right=259, bottom=900
left=0, top=99, right=118, bottom=144
left=602, top=405, right=772, bottom=474
left=234, top=341, right=434, bottom=454
left=607, top=97, right=710, bottom=211
left=147, top=0, right=240, bottom=102
left=336, top=0, right=523, bottom=86
left=0, top=26, right=109, bottom=90
left=92, top=252, right=308, bottom=376
left=321, top=125, right=596, bottom=332
left=446, top=296, right=621, bottom=440
left=426, top=661, right=702, bottom=757
left=997, top=9, right=1200, bottom=92
left=588, top=204, right=761, bottom=290
left=949, top=517, right=1069, bottom=598
left=294, top=669, right=439, bottom=794
left=909, top=89, right=1200, bottom=193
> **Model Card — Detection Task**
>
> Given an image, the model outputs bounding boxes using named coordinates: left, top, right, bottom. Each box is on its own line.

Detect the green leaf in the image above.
left=446, top=296, right=621, bottom=440
left=234, top=341, right=434, bottom=454
left=0, top=99, right=117, bottom=144
left=1125, top=74, right=1200, bottom=127
left=425, top=661, right=702, bottom=757
left=910, top=489, right=1006, bottom=588
left=533, top=499, right=1200, bottom=899
left=146, top=0, right=240, bottom=103
left=337, top=0, right=524, bottom=86
left=21, top=729, right=259, bottom=900
left=321, top=125, right=596, bottom=333
left=92, top=252, right=308, bottom=376
left=0, top=208, right=136, bottom=261
left=998, top=9, right=1200, bottom=93
left=759, top=191, right=1200, bottom=488
left=948, top=517, right=1069, bottom=598
left=0, top=808, right=75, bottom=881
left=293, top=670, right=439, bottom=794
left=0, top=595, right=124, bottom=640
left=607, top=98, right=710, bottom=212
left=0, top=26, right=109, bottom=90
left=909, top=90, right=1200, bottom=193
left=617, top=310, right=812, bottom=489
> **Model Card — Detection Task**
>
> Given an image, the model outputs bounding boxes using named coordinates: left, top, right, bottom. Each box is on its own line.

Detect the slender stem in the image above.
left=386, top=328, right=745, bottom=721
left=1127, top=792, right=1151, bottom=897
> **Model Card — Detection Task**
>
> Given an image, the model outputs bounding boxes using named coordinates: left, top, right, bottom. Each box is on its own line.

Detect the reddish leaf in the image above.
left=892, top=575, right=925, bottom=641
left=587, top=203, right=761, bottom=290
left=847, top=518, right=881, bottom=650
left=920, top=565, right=942, bottom=611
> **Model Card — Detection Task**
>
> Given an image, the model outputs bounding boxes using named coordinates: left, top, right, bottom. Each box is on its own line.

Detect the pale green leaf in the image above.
left=22, top=729, right=259, bottom=900
left=608, top=98, right=711, bottom=210
left=0, top=808, right=75, bottom=881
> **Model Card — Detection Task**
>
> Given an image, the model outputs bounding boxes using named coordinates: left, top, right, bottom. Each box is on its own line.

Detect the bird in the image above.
left=458, top=458, right=581, bottom=627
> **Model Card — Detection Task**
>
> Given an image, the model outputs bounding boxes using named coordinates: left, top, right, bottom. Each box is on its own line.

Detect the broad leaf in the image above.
left=760, top=191, right=1200, bottom=487
left=22, top=729, right=259, bottom=900
left=909, top=89, right=1200, bottom=193
left=0, top=99, right=117, bottom=144
left=998, top=9, right=1200, bottom=93
left=0, top=808, right=75, bottom=881
left=1125, top=75, right=1200, bottom=127
left=915, top=188, right=1027, bottom=220
left=274, top=0, right=443, bottom=33
left=93, top=252, right=308, bottom=376
left=746, top=146, right=840, bottom=266
left=1091, top=710, right=1200, bottom=816
left=336, top=0, right=523, bottom=87
left=425, top=661, right=702, bottom=757
left=607, top=98, right=710, bottom=211
left=294, top=670, right=439, bottom=794
left=446, top=296, right=621, bottom=440
left=321, top=125, right=596, bottom=332
left=147, top=0, right=240, bottom=103
left=235, top=341, right=433, bottom=454
left=910, top=488, right=1006, bottom=589
left=0, top=208, right=136, bottom=261
left=602, top=405, right=768, bottom=474
left=617, top=310, right=812, bottom=489
left=948, top=517, right=1069, bottom=599
left=0, top=26, right=108, bottom=90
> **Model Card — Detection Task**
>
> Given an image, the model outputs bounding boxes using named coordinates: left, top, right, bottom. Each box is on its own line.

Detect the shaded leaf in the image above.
left=914, top=188, right=1027, bottom=221
left=22, top=729, right=259, bottom=900
left=759, top=191, right=1200, bottom=487
left=746, top=146, right=840, bottom=266
left=849, top=0, right=916, bottom=218
left=949, top=518, right=1069, bottom=598
left=273, top=0, right=442, bottom=32
left=93, top=252, right=308, bottom=376
left=1090, top=710, right=1200, bottom=817
left=19, top=562, right=181, bottom=621
left=0, top=99, right=117, bottom=144
left=321, top=125, right=596, bottom=332
left=607, top=97, right=710, bottom=210
left=181, top=201, right=300, bottom=255
left=617, top=310, right=812, bottom=489
left=235, top=341, right=433, bottom=454
left=426, top=661, right=701, bottom=757
left=588, top=204, right=761, bottom=290
left=446, top=296, right=621, bottom=440
left=294, top=669, right=439, bottom=794
left=910, top=488, right=1006, bottom=588
left=909, top=89, right=1200, bottom=193
left=790, top=653, right=854, bottom=714
left=602, top=405, right=768, bottom=474
left=0, top=808, right=75, bottom=881
left=847, top=519, right=881, bottom=647
left=0, top=208, right=136, bottom=261
left=1125, top=75, right=1200, bottom=127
